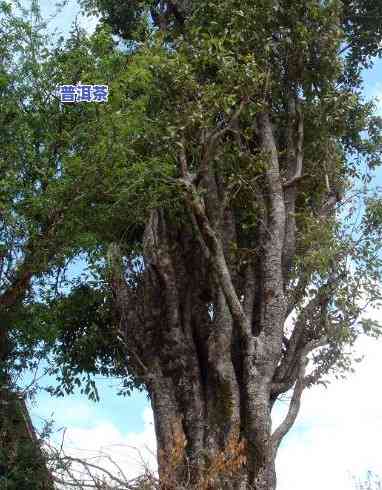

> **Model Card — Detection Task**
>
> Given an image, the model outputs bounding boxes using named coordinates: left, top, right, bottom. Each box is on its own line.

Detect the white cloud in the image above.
left=55, top=407, right=157, bottom=484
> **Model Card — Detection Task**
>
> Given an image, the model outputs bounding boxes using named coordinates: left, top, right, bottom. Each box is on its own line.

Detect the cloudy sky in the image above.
left=18, top=1, right=382, bottom=488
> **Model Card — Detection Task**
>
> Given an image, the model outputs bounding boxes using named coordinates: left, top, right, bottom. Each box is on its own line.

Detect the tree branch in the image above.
left=271, top=358, right=307, bottom=451
left=198, top=97, right=250, bottom=181
left=273, top=275, right=337, bottom=389
left=179, top=178, right=252, bottom=340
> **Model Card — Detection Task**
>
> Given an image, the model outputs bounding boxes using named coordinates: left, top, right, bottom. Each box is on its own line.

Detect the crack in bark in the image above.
left=107, top=104, right=348, bottom=489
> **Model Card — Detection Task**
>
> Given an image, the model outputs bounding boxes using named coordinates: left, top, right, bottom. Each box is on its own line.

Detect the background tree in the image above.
left=0, top=2, right=116, bottom=486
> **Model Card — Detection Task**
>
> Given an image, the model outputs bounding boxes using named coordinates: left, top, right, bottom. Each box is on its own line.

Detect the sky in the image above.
left=14, top=1, right=382, bottom=488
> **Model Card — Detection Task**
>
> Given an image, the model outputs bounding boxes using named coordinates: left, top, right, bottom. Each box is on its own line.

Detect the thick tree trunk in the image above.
left=108, top=109, right=336, bottom=489
left=148, top=360, right=276, bottom=490
left=111, top=209, right=280, bottom=489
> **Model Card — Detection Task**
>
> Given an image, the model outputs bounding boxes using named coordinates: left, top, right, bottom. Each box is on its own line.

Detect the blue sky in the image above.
left=15, top=1, right=382, bottom=488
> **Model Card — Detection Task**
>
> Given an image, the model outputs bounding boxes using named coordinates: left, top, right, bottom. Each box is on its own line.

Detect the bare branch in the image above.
left=54, top=455, right=136, bottom=489
left=271, top=358, right=307, bottom=451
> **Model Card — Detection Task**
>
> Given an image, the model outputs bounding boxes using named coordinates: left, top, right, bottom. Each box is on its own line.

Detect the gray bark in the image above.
left=108, top=106, right=341, bottom=489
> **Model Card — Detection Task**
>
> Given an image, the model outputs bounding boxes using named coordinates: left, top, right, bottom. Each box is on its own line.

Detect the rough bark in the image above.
left=108, top=105, right=343, bottom=489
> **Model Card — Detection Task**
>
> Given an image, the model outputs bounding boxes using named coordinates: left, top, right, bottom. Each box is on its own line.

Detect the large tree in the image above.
left=52, top=1, right=382, bottom=489
left=2, top=0, right=382, bottom=489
